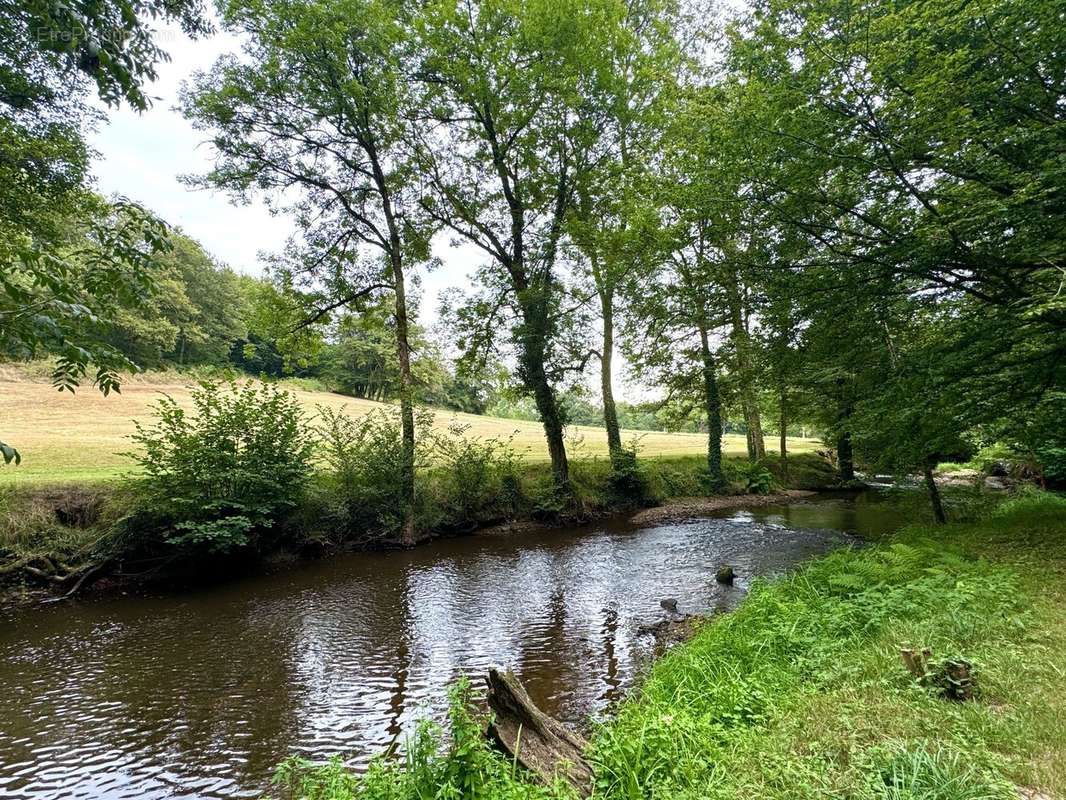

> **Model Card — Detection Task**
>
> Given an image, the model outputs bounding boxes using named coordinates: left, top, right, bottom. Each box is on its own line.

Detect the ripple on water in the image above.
left=0, top=497, right=900, bottom=799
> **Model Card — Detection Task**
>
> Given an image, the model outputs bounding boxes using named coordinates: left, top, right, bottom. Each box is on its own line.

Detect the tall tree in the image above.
left=412, top=0, right=622, bottom=493
left=567, top=0, right=683, bottom=465
left=732, top=0, right=1066, bottom=404
left=183, top=0, right=435, bottom=544
left=624, top=209, right=729, bottom=488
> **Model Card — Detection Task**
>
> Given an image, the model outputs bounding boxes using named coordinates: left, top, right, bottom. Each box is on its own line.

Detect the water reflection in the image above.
left=0, top=495, right=904, bottom=799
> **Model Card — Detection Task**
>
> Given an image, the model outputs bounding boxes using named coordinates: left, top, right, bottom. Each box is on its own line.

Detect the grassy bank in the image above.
left=275, top=491, right=1066, bottom=800
left=0, top=452, right=836, bottom=599
left=0, top=368, right=818, bottom=484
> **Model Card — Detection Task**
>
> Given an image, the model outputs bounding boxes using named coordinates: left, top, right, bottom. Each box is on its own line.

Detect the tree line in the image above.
left=2, top=0, right=1063, bottom=523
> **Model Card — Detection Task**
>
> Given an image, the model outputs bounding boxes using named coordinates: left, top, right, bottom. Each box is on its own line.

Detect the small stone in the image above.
left=716, top=565, right=735, bottom=585
left=660, top=598, right=678, bottom=612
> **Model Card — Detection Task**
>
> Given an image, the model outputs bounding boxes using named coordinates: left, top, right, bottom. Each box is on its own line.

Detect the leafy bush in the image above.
left=529, top=479, right=576, bottom=520
left=1035, top=445, right=1066, bottom=486
left=725, top=461, right=776, bottom=494
left=605, top=444, right=657, bottom=509
left=426, top=422, right=523, bottom=530
left=128, top=380, right=314, bottom=553
left=316, top=406, right=432, bottom=541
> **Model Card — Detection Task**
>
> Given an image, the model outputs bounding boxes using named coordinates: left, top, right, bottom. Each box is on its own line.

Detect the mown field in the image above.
left=0, top=370, right=819, bottom=484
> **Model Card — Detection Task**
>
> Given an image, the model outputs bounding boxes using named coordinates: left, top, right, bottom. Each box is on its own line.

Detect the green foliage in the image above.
left=1036, top=447, right=1066, bottom=486
left=725, top=461, right=776, bottom=495
left=315, top=406, right=432, bottom=541
left=2, top=197, right=173, bottom=394
left=272, top=679, right=575, bottom=800
left=104, top=230, right=247, bottom=368
left=713, top=0, right=1066, bottom=487
left=604, top=446, right=656, bottom=510
left=273, top=756, right=357, bottom=800
left=2, top=0, right=208, bottom=447
left=645, top=458, right=706, bottom=498
left=990, top=486, right=1066, bottom=520
left=868, top=746, right=1013, bottom=800
left=128, top=380, right=314, bottom=553
left=10, top=0, right=209, bottom=111
left=425, top=422, right=523, bottom=530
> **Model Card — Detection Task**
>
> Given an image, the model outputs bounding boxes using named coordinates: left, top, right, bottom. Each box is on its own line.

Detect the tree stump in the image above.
left=900, top=647, right=932, bottom=679
left=939, top=659, right=975, bottom=701
left=901, top=647, right=975, bottom=700
left=485, top=668, right=593, bottom=795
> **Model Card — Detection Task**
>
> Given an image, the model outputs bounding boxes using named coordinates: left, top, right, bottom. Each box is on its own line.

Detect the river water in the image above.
left=0, top=494, right=907, bottom=799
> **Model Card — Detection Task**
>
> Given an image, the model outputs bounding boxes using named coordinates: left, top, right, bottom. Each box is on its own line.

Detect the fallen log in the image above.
left=485, top=667, right=593, bottom=796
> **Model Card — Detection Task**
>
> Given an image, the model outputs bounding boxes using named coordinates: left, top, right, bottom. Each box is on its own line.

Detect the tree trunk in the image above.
left=726, top=268, right=765, bottom=460
left=371, top=143, right=417, bottom=548
left=698, top=320, right=725, bottom=489
left=836, top=385, right=855, bottom=482
left=390, top=249, right=417, bottom=548
left=492, top=141, right=569, bottom=494
left=599, top=286, right=623, bottom=459
left=485, top=667, right=593, bottom=795
left=837, top=430, right=855, bottom=482
left=779, top=387, right=788, bottom=482
left=923, top=460, right=947, bottom=524
left=517, top=297, right=570, bottom=490
left=749, top=410, right=766, bottom=460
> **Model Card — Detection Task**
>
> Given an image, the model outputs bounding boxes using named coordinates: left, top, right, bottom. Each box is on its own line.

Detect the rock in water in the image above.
left=485, top=667, right=593, bottom=795
left=660, top=598, right=679, bottom=612
left=716, top=565, right=735, bottom=585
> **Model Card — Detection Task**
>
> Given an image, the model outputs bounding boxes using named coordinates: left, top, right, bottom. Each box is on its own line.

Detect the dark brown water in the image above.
left=0, top=494, right=906, bottom=799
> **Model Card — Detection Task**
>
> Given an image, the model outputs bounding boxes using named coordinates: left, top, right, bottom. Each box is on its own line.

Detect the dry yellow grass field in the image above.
left=0, top=369, right=819, bottom=484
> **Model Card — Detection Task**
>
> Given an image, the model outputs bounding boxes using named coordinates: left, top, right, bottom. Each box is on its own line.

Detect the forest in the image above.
left=1, top=0, right=1064, bottom=798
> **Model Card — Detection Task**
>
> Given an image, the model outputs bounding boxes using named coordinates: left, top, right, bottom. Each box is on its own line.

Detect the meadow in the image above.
left=0, top=368, right=819, bottom=485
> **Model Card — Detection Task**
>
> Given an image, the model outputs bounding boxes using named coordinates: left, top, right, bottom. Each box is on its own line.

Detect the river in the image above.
left=0, top=493, right=907, bottom=799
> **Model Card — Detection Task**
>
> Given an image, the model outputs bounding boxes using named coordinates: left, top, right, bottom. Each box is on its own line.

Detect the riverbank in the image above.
left=0, top=453, right=839, bottom=605
left=275, top=490, right=1066, bottom=799
left=476, top=488, right=817, bottom=538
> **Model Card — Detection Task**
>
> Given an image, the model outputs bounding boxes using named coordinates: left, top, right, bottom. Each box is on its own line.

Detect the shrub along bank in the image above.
left=274, top=490, right=1066, bottom=800
left=0, top=381, right=837, bottom=598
